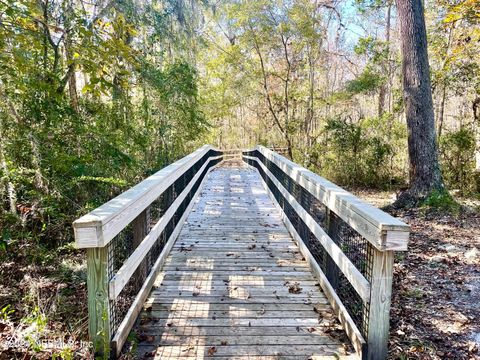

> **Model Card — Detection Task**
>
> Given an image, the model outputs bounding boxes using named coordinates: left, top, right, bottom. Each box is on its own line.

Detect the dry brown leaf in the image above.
left=208, top=346, right=217, bottom=356
left=288, top=282, right=302, bottom=294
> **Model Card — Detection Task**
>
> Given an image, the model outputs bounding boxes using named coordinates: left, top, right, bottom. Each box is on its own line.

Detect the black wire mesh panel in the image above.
left=328, top=212, right=374, bottom=281
left=106, top=150, right=222, bottom=337
left=107, top=226, right=135, bottom=336
left=243, top=151, right=372, bottom=339
left=107, top=226, right=134, bottom=281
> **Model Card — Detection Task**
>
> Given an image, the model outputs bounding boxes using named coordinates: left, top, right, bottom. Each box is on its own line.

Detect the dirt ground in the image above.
left=353, top=190, right=480, bottom=360
left=0, top=246, right=91, bottom=359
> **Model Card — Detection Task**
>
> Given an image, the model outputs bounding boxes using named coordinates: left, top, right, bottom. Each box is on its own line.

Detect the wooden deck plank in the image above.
left=129, top=166, right=352, bottom=358
left=136, top=325, right=342, bottom=336
left=137, top=344, right=350, bottom=359
left=146, top=302, right=331, bottom=312
left=140, top=309, right=330, bottom=319
left=137, top=325, right=341, bottom=338
left=156, top=279, right=321, bottom=287
left=157, top=272, right=317, bottom=279
left=148, top=297, right=329, bottom=305
left=134, top=334, right=341, bottom=346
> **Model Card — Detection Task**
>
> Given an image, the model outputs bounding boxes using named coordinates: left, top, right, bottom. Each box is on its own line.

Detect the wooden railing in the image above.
left=220, top=148, right=244, bottom=160
left=243, top=145, right=410, bottom=360
left=220, top=146, right=289, bottom=160
left=73, top=143, right=408, bottom=359
left=73, top=145, right=222, bottom=357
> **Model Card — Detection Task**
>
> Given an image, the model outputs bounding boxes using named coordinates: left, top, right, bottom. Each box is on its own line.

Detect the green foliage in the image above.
left=355, top=0, right=389, bottom=12
left=73, top=176, right=128, bottom=187
left=1, top=304, right=15, bottom=321
left=440, top=127, right=476, bottom=195
left=346, top=67, right=384, bottom=94
left=320, top=117, right=397, bottom=187
left=23, top=306, right=48, bottom=331
left=354, top=37, right=389, bottom=64
left=0, top=228, right=10, bottom=253
left=139, top=61, right=209, bottom=158
left=203, top=0, right=328, bottom=149
left=422, top=189, right=460, bottom=212
left=0, top=0, right=209, bottom=261
left=52, top=348, right=74, bottom=360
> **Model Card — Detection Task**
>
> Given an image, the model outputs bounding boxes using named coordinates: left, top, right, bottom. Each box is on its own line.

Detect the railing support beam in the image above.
left=366, top=249, right=394, bottom=360
left=132, top=209, right=148, bottom=287
left=325, top=209, right=340, bottom=290
left=86, top=246, right=111, bottom=357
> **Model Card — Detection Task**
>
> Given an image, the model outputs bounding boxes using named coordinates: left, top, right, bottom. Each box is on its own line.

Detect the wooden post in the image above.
left=132, top=210, right=149, bottom=286
left=325, top=210, right=340, bottom=290
left=366, top=248, right=394, bottom=360
left=133, top=210, right=148, bottom=247
left=86, top=246, right=111, bottom=357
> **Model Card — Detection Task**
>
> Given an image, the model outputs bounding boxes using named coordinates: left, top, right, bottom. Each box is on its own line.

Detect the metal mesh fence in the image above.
left=243, top=150, right=372, bottom=339
left=106, top=150, right=222, bottom=337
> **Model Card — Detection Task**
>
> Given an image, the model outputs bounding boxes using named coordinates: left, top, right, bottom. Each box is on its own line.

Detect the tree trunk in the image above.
left=473, top=97, right=480, bottom=192
left=42, top=0, right=49, bottom=72
left=64, top=0, right=79, bottom=111
left=306, top=45, right=315, bottom=148
left=378, top=4, right=391, bottom=118
left=29, top=132, right=48, bottom=193
left=436, top=23, right=454, bottom=143
left=67, top=68, right=79, bottom=111
left=437, top=85, right=447, bottom=140
left=0, top=119, right=16, bottom=214
left=64, top=32, right=79, bottom=110
left=250, top=28, right=292, bottom=158
left=378, top=84, right=386, bottom=118
left=395, top=0, right=444, bottom=203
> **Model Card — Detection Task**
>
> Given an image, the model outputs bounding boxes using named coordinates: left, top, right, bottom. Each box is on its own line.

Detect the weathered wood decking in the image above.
left=133, top=164, right=353, bottom=359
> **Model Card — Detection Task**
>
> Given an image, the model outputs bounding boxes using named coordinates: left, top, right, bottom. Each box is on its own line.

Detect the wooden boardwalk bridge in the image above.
left=73, top=146, right=410, bottom=359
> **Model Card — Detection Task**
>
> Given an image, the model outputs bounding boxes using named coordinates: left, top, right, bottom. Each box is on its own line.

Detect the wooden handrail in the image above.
left=219, top=148, right=247, bottom=152
left=73, top=145, right=214, bottom=248
left=108, top=156, right=219, bottom=300
left=255, top=145, right=409, bottom=251
left=111, top=155, right=223, bottom=354
left=73, top=145, right=222, bottom=358
left=243, top=146, right=410, bottom=360
left=247, top=156, right=371, bottom=303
